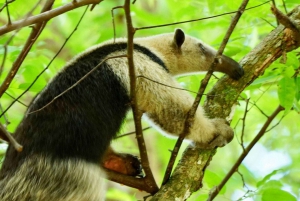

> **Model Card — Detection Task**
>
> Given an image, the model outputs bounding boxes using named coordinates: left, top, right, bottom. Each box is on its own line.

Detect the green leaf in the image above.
left=262, top=180, right=283, bottom=190
left=18, top=82, right=45, bottom=93
left=282, top=65, right=295, bottom=78
left=293, top=99, right=300, bottom=113
left=257, top=169, right=283, bottom=188
left=206, top=0, right=217, bottom=13
left=295, top=77, right=300, bottom=101
left=0, top=45, right=22, bottom=55
left=204, top=170, right=226, bottom=194
left=246, top=75, right=278, bottom=90
left=262, top=188, right=296, bottom=201
left=106, top=189, right=136, bottom=201
left=277, top=77, right=296, bottom=111
left=285, top=52, right=300, bottom=69
left=239, top=92, right=248, bottom=100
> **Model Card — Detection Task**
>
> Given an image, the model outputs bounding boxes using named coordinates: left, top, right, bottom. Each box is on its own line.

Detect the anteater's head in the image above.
left=137, top=29, right=244, bottom=80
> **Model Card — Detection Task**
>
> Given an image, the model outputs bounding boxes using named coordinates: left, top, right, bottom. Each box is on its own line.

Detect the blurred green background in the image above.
left=0, top=0, right=300, bottom=200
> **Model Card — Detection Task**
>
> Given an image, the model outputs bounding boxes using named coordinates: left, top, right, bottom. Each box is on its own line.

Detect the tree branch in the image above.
left=0, top=0, right=103, bottom=36
left=124, top=0, right=159, bottom=194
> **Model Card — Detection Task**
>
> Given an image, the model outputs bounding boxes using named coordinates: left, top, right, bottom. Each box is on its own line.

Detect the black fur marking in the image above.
left=0, top=42, right=167, bottom=178
left=133, top=44, right=168, bottom=72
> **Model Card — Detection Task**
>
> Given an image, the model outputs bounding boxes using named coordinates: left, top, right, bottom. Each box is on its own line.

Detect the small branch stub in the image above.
left=271, top=4, right=300, bottom=48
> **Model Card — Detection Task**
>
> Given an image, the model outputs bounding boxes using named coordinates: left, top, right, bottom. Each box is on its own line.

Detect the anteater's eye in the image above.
left=198, top=43, right=206, bottom=54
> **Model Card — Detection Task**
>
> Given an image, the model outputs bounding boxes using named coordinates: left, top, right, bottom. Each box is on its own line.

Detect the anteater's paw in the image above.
left=197, top=118, right=234, bottom=149
left=102, top=152, right=142, bottom=177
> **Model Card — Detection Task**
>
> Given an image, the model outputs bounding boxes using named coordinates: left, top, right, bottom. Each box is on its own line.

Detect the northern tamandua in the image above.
left=0, top=29, right=244, bottom=200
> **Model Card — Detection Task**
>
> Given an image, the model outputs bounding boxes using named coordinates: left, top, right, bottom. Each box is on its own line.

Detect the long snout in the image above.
left=215, top=55, right=244, bottom=80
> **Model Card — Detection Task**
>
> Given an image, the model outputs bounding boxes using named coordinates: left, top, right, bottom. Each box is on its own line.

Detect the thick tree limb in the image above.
left=150, top=5, right=300, bottom=201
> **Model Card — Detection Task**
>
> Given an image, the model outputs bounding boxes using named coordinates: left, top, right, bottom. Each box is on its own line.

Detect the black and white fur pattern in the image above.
left=0, top=29, right=244, bottom=200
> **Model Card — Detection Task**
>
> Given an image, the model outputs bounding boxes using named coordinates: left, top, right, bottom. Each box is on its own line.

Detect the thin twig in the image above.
left=265, top=113, right=285, bottom=132
left=137, top=75, right=206, bottom=96
left=124, top=0, right=159, bottom=194
left=0, top=104, right=10, bottom=125
left=4, top=92, right=28, bottom=107
left=249, top=100, right=269, bottom=118
left=281, top=0, right=288, bottom=14
left=271, top=0, right=279, bottom=25
left=111, top=6, right=123, bottom=43
left=0, top=0, right=15, bottom=13
left=0, top=123, right=22, bottom=152
left=5, top=0, right=12, bottom=25
left=0, top=32, right=16, bottom=83
left=271, top=4, right=300, bottom=31
left=207, top=105, right=284, bottom=201
left=137, top=75, right=238, bottom=98
left=240, top=98, right=250, bottom=151
left=236, top=170, right=247, bottom=188
left=162, top=0, right=249, bottom=186
left=115, top=126, right=151, bottom=139
left=260, top=17, right=276, bottom=28
left=136, top=1, right=270, bottom=31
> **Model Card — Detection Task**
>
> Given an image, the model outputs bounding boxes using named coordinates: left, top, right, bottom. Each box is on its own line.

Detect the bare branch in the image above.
left=111, top=6, right=123, bottom=43
left=123, top=0, right=159, bottom=194
left=5, top=0, right=12, bottom=25
left=115, top=126, right=151, bottom=139
left=136, top=1, right=270, bottom=31
left=0, top=0, right=15, bottom=13
left=0, top=0, right=103, bottom=35
left=240, top=98, right=250, bottom=150
left=137, top=75, right=209, bottom=96
left=3, top=92, right=28, bottom=107
left=281, top=0, right=288, bottom=14
left=271, top=4, right=300, bottom=31
left=0, top=123, right=23, bottom=152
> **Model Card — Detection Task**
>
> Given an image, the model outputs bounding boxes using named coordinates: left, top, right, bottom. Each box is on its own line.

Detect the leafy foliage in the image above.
left=0, top=0, right=299, bottom=201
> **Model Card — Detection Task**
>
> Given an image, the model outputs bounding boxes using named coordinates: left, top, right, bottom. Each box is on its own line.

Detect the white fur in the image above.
left=0, top=156, right=106, bottom=201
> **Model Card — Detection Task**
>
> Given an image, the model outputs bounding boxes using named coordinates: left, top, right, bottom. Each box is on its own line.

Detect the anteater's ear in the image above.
left=173, top=29, right=185, bottom=48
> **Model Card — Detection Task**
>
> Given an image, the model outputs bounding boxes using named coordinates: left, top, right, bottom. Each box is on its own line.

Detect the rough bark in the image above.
left=150, top=5, right=300, bottom=201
